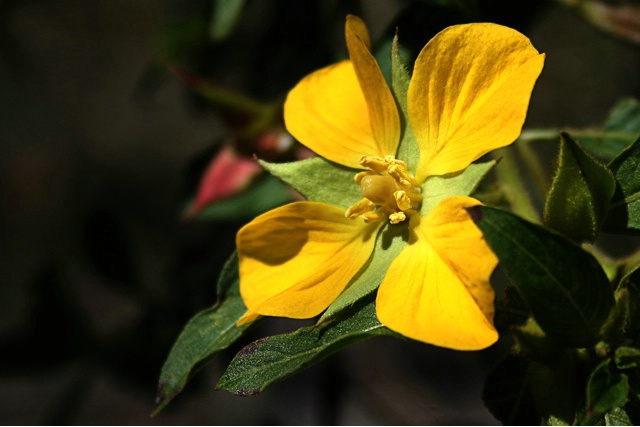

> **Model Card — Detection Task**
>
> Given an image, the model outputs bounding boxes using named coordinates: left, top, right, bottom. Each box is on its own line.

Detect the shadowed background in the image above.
left=1, top=0, right=639, bottom=424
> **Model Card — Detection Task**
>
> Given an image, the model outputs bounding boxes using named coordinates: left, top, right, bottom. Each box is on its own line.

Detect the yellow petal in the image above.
left=376, top=196, right=498, bottom=350
left=408, top=23, right=545, bottom=180
left=284, top=61, right=380, bottom=169
left=345, top=15, right=400, bottom=157
left=345, top=14, right=370, bottom=49
left=237, top=201, right=379, bottom=319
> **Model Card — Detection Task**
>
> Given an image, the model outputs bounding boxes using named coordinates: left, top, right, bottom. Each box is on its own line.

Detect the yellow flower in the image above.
left=235, top=15, right=544, bottom=350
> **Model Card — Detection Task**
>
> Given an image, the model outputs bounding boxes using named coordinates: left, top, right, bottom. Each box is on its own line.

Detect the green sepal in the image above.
left=259, top=157, right=360, bottom=209
left=583, top=359, right=629, bottom=424
left=579, top=98, right=640, bottom=161
left=319, top=221, right=407, bottom=322
left=544, top=132, right=615, bottom=243
left=390, top=34, right=419, bottom=174
left=468, top=206, right=615, bottom=347
left=421, top=160, right=497, bottom=216
left=216, top=295, right=395, bottom=396
left=319, top=160, right=497, bottom=321
left=604, top=136, right=640, bottom=233
left=154, top=252, right=253, bottom=414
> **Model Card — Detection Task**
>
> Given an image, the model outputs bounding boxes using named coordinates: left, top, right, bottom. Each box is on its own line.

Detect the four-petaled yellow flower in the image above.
left=235, top=15, right=544, bottom=350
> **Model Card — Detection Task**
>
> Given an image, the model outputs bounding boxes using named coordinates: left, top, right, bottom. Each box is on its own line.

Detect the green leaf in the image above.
left=209, top=0, right=246, bottom=41
left=421, top=160, right=497, bottom=216
left=391, top=34, right=419, bottom=174
left=604, top=407, right=634, bottom=426
left=155, top=253, right=253, bottom=414
left=585, top=359, right=629, bottom=420
left=216, top=296, right=395, bottom=395
left=469, top=206, right=614, bottom=347
left=260, top=157, right=361, bottom=209
left=195, top=175, right=293, bottom=221
left=605, top=136, right=640, bottom=232
left=580, top=99, right=640, bottom=161
left=544, top=132, right=615, bottom=243
left=482, top=354, right=541, bottom=425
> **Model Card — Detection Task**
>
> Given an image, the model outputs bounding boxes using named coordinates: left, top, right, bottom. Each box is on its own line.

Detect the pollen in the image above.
left=345, top=155, right=422, bottom=224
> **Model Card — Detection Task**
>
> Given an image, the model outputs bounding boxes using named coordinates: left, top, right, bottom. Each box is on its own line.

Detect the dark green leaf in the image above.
left=155, top=253, right=253, bottom=414
left=605, top=136, right=640, bottom=232
left=469, top=206, right=614, bottom=347
left=602, top=265, right=640, bottom=344
left=216, top=296, right=395, bottom=395
left=579, top=98, right=640, bottom=161
left=528, top=352, right=579, bottom=424
left=544, top=132, right=615, bottom=243
left=260, top=157, right=360, bottom=209
left=195, top=175, right=293, bottom=221
left=585, top=359, right=629, bottom=421
left=482, top=354, right=540, bottom=425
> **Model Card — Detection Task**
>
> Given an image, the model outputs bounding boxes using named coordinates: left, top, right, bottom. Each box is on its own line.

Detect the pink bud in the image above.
left=185, top=142, right=262, bottom=219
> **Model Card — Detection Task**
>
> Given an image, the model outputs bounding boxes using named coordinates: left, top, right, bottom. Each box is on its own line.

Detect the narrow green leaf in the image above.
left=391, top=34, right=419, bottom=174
left=586, top=359, right=629, bottom=420
left=155, top=253, right=253, bottom=414
left=544, top=132, right=615, bottom=243
left=605, top=136, right=640, bottom=232
left=260, top=157, right=360, bottom=209
left=469, top=206, right=615, bottom=347
left=580, top=98, right=640, bottom=161
left=482, top=354, right=541, bottom=425
left=421, top=160, right=497, bottom=216
left=216, top=296, right=395, bottom=395
left=195, top=175, right=293, bottom=221
left=209, top=0, right=246, bottom=41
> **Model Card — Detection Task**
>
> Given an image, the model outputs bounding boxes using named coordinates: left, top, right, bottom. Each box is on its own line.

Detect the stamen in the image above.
left=347, top=155, right=422, bottom=224
left=394, top=191, right=412, bottom=211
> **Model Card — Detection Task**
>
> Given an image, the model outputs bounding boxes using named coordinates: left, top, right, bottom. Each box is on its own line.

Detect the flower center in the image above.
left=345, top=155, right=422, bottom=224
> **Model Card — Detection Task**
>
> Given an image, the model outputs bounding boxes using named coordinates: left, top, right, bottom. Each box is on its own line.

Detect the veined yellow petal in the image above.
left=284, top=61, right=380, bottom=169
left=345, top=15, right=400, bottom=158
left=237, top=201, right=380, bottom=319
left=376, top=196, right=498, bottom=350
left=409, top=23, right=545, bottom=180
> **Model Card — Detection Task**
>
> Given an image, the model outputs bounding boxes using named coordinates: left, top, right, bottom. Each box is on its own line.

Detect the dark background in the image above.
left=2, top=0, right=640, bottom=424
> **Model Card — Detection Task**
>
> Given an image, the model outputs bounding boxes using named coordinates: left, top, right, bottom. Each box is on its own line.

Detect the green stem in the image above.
left=494, top=146, right=541, bottom=223
left=169, top=64, right=270, bottom=117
